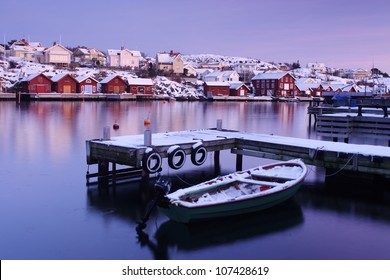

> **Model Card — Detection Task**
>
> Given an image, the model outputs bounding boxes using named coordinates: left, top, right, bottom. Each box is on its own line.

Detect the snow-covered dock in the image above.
left=86, top=125, right=390, bottom=185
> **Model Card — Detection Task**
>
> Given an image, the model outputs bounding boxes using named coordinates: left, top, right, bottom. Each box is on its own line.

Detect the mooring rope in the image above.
left=325, top=153, right=357, bottom=177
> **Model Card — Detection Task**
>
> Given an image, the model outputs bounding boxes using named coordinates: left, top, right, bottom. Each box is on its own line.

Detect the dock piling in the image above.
left=103, top=126, right=110, bottom=140
left=217, top=119, right=223, bottom=131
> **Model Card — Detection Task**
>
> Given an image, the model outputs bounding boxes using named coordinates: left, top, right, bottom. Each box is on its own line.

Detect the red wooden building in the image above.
left=127, top=78, right=154, bottom=94
left=76, top=75, right=99, bottom=94
left=51, top=73, right=77, bottom=93
left=100, top=75, right=127, bottom=94
left=204, top=81, right=230, bottom=97
left=251, top=72, right=296, bottom=97
left=20, top=73, right=52, bottom=93
left=229, top=82, right=250, bottom=96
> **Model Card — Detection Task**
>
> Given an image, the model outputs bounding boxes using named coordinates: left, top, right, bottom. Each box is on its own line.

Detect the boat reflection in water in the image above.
left=137, top=198, right=303, bottom=259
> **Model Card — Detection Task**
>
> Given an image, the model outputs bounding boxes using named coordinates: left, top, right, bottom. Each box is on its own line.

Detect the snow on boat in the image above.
left=158, top=159, right=307, bottom=223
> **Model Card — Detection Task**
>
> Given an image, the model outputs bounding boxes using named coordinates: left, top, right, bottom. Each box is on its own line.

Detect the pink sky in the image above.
left=2, top=0, right=389, bottom=72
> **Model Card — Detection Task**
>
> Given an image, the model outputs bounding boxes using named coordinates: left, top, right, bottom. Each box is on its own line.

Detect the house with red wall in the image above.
left=100, top=75, right=128, bottom=93
left=229, top=82, right=250, bottom=96
left=51, top=73, right=77, bottom=93
left=127, top=78, right=154, bottom=94
left=251, top=72, right=296, bottom=97
left=76, top=75, right=98, bottom=93
left=204, top=81, right=230, bottom=97
left=20, top=73, right=52, bottom=93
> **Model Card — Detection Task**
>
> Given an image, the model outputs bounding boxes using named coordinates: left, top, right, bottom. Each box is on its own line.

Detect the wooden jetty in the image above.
left=86, top=121, right=390, bottom=185
left=308, top=98, right=390, bottom=145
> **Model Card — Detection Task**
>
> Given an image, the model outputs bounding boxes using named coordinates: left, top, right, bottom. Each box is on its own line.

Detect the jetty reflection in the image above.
left=137, top=198, right=303, bottom=259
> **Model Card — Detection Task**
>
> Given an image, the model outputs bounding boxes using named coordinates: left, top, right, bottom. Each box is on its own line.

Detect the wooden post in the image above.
left=144, top=129, right=151, bottom=146
left=98, top=160, right=109, bottom=187
left=112, top=162, right=117, bottom=185
left=217, top=119, right=222, bottom=131
left=103, top=126, right=110, bottom=140
left=214, top=151, right=221, bottom=174
left=236, top=154, right=243, bottom=171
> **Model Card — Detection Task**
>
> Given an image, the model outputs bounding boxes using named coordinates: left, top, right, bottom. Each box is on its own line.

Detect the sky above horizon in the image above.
left=2, top=0, right=390, bottom=72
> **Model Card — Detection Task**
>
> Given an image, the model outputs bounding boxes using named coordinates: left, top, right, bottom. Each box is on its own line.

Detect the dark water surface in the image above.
left=1, top=101, right=390, bottom=260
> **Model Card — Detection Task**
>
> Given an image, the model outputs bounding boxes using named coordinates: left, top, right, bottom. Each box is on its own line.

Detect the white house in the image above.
left=195, top=68, right=213, bottom=80
left=44, top=44, right=72, bottom=66
left=107, top=48, right=142, bottom=68
left=204, top=70, right=240, bottom=82
left=183, top=64, right=197, bottom=77
left=307, top=62, right=326, bottom=73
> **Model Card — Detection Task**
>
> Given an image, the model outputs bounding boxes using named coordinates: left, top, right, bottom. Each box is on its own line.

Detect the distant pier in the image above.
left=308, top=98, right=390, bottom=145
left=86, top=121, right=390, bottom=186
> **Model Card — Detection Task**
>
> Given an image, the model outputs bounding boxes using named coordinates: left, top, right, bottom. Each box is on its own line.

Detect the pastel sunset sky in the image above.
left=2, top=0, right=389, bottom=72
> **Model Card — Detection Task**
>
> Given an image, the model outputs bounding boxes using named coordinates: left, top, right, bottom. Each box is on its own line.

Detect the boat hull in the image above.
left=159, top=181, right=303, bottom=223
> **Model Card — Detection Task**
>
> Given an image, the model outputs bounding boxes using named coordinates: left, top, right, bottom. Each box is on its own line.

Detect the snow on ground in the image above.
left=0, top=54, right=383, bottom=97
left=183, top=53, right=274, bottom=70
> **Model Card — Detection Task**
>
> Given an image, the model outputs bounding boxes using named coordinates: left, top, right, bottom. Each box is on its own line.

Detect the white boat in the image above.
left=158, top=159, right=307, bottom=223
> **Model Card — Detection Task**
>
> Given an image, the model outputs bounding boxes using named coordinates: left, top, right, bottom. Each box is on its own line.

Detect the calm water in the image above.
left=1, top=100, right=390, bottom=260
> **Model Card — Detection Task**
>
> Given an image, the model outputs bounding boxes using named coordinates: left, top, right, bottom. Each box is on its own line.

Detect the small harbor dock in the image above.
left=86, top=122, right=390, bottom=185
left=308, top=98, right=390, bottom=145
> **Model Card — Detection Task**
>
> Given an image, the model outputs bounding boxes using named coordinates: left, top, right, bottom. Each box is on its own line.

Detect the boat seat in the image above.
left=237, top=178, right=280, bottom=187
left=250, top=174, right=295, bottom=183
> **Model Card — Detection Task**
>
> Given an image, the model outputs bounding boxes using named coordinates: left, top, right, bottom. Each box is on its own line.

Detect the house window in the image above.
left=138, top=86, right=144, bottom=93
left=109, top=86, right=113, bottom=91
left=86, top=79, right=91, bottom=83
left=38, top=77, right=43, bottom=83
left=115, top=79, right=118, bottom=84
left=279, top=83, right=283, bottom=89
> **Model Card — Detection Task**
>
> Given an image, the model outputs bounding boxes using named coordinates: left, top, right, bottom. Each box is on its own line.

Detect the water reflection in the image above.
left=135, top=199, right=303, bottom=260
left=2, top=100, right=390, bottom=259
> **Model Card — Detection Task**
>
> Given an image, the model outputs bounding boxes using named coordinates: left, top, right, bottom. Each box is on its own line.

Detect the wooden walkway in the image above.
left=86, top=126, right=390, bottom=184
left=308, top=98, right=390, bottom=145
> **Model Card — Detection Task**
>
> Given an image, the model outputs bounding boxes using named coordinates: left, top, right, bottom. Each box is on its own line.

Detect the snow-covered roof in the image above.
left=157, top=52, right=180, bottom=63
left=51, top=73, right=73, bottom=82
left=205, top=70, right=222, bottom=78
left=75, top=75, right=99, bottom=83
left=99, top=75, right=125, bottom=84
left=76, top=48, right=90, bottom=54
left=108, top=49, right=141, bottom=57
left=252, top=72, right=292, bottom=80
left=195, top=68, right=213, bottom=74
left=29, top=42, right=42, bottom=48
left=44, top=44, right=73, bottom=54
left=222, top=71, right=237, bottom=77
left=204, top=81, right=230, bottom=86
left=229, top=82, right=249, bottom=90
left=127, top=78, right=153, bottom=86
left=21, top=73, right=49, bottom=82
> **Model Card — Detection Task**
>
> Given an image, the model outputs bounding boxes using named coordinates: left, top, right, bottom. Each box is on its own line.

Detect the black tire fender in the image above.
left=142, top=149, right=162, bottom=173
left=167, top=146, right=186, bottom=170
left=191, top=144, right=207, bottom=166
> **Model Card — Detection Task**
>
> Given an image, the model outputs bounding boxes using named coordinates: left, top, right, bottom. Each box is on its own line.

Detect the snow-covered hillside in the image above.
left=0, top=57, right=204, bottom=98
left=183, top=53, right=275, bottom=70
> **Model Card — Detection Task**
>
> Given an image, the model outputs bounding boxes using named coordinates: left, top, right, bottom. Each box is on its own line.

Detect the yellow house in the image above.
left=44, top=44, right=72, bottom=66
left=156, top=51, right=184, bottom=74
